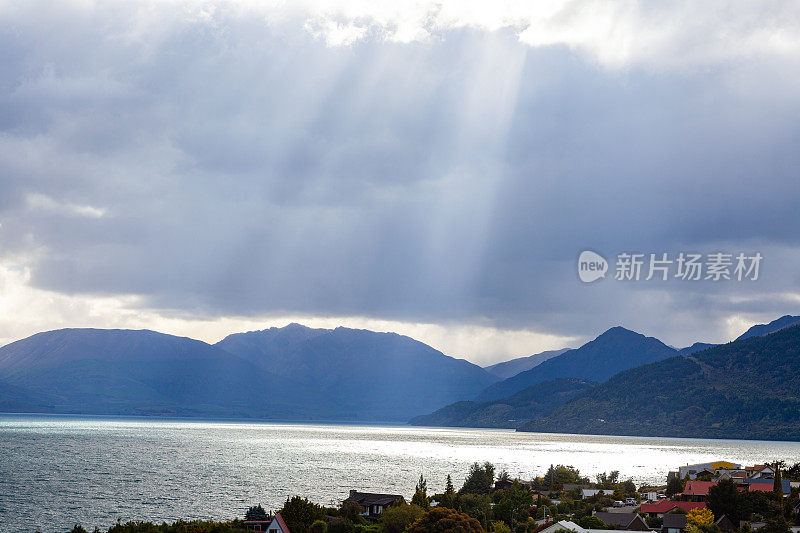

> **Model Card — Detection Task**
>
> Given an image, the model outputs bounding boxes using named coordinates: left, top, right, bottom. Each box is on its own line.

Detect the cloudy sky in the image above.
left=1, top=0, right=799, bottom=365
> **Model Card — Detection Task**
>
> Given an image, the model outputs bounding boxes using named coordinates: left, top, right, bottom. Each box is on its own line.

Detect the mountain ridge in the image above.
left=518, top=323, right=800, bottom=441
left=473, top=326, right=678, bottom=402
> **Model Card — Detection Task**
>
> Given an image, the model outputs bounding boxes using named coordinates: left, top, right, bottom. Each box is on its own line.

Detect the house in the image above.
left=244, top=512, right=291, bottom=533
left=680, top=481, right=716, bottom=502
left=495, top=479, right=533, bottom=491
left=661, top=513, right=687, bottom=533
left=745, top=479, right=791, bottom=496
left=538, top=521, right=585, bottom=533
left=678, top=462, right=741, bottom=480
left=581, top=489, right=607, bottom=499
left=715, top=515, right=736, bottom=533
left=593, top=512, right=650, bottom=531
left=744, top=465, right=775, bottom=479
left=641, top=491, right=662, bottom=502
left=640, top=500, right=706, bottom=518
left=345, top=491, right=404, bottom=517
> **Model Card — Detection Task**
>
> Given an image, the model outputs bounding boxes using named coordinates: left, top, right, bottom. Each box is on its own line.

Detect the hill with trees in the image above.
left=519, top=324, right=800, bottom=440
left=408, top=378, right=595, bottom=428
left=474, top=327, right=677, bottom=402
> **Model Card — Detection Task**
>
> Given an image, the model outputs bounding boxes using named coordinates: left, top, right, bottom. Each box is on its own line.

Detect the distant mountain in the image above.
left=484, top=349, right=569, bottom=380
left=519, top=324, right=800, bottom=441
left=0, top=328, right=313, bottom=418
left=736, top=315, right=800, bottom=341
left=678, top=342, right=718, bottom=355
left=217, top=324, right=498, bottom=421
left=474, top=327, right=677, bottom=402
left=408, top=378, right=595, bottom=428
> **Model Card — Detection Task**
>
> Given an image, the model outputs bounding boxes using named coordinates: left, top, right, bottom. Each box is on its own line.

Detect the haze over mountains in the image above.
left=0, top=324, right=496, bottom=422
left=216, top=324, right=497, bottom=420
left=521, top=322, right=800, bottom=441
left=483, top=349, right=569, bottom=380
left=474, top=327, right=678, bottom=402
left=0, top=315, right=797, bottom=439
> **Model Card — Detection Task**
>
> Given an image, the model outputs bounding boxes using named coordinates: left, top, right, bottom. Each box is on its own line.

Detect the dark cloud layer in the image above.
left=1, top=1, right=799, bottom=347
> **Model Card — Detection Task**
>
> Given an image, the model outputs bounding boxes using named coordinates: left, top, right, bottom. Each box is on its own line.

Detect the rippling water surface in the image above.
left=2, top=414, right=800, bottom=532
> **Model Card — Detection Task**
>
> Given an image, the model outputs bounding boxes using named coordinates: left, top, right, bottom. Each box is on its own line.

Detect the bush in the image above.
left=408, top=507, right=485, bottom=533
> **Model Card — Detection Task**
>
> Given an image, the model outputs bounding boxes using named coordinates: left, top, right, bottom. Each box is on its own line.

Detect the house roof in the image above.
left=747, top=480, right=791, bottom=495
left=682, top=481, right=716, bottom=496
left=346, top=491, right=404, bottom=507
left=662, top=514, right=687, bottom=529
left=640, top=500, right=706, bottom=514
left=275, top=512, right=291, bottom=533
left=541, top=520, right=584, bottom=533
left=593, top=512, right=639, bottom=529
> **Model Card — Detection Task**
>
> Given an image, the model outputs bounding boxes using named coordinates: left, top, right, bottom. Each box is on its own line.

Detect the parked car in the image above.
left=613, top=501, right=624, bottom=507
left=625, top=498, right=636, bottom=505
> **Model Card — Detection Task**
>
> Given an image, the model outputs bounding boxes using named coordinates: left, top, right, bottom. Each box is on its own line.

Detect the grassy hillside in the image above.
left=519, top=324, right=800, bottom=441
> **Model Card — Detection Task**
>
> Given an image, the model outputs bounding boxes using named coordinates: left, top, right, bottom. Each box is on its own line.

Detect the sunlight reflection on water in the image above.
left=2, top=414, right=799, bottom=532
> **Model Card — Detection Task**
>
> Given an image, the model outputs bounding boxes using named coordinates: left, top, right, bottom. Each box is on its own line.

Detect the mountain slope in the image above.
left=736, top=315, right=800, bottom=341
left=519, top=324, right=800, bottom=441
left=217, top=325, right=499, bottom=421
left=0, top=328, right=313, bottom=418
left=215, top=322, right=330, bottom=370
left=678, top=342, right=718, bottom=355
left=408, top=378, right=595, bottom=428
left=484, top=349, right=569, bottom=380
left=474, top=327, right=677, bottom=402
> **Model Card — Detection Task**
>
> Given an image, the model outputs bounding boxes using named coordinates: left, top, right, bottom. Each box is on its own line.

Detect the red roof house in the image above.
left=640, top=500, right=706, bottom=517
left=681, top=481, right=717, bottom=501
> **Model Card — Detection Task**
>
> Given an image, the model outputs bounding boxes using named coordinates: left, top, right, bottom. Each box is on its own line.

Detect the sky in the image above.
left=0, top=0, right=799, bottom=365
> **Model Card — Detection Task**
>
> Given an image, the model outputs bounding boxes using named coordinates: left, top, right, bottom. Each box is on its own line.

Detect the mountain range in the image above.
left=483, top=349, right=569, bottom=380
left=0, top=324, right=496, bottom=422
left=408, top=377, right=595, bottom=428
left=216, top=324, right=497, bottom=420
left=519, top=322, right=800, bottom=441
left=474, top=327, right=678, bottom=402
left=0, top=315, right=798, bottom=438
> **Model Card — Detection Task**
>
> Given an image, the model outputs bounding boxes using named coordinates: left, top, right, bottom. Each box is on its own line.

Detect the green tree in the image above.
left=595, top=471, right=620, bottom=489
left=772, top=463, right=783, bottom=495
left=761, top=515, right=790, bottom=533
left=492, top=482, right=533, bottom=530
left=578, top=516, right=607, bottom=529
left=280, top=496, right=325, bottom=533
left=417, top=475, right=429, bottom=495
left=666, top=476, right=685, bottom=497
left=493, top=521, right=511, bottom=533
left=327, top=517, right=356, bottom=533
left=246, top=504, right=269, bottom=521
left=311, top=520, right=328, bottom=533
left=707, top=479, right=740, bottom=522
left=380, top=503, right=425, bottom=533
left=445, top=475, right=455, bottom=495
left=413, top=490, right=431, bottom=510
left=408, top=507, right=484, bottom=533
left=460, top=462, right=495, bottom=495
left=340, top=500, right=365, bottom=523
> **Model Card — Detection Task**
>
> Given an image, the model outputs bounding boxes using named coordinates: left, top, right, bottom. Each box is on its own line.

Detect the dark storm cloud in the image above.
left=1, top=1, right=799, bottom=347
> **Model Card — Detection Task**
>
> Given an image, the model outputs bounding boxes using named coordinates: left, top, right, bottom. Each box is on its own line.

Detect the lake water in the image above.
left=2, top=414, right=800, bottom=533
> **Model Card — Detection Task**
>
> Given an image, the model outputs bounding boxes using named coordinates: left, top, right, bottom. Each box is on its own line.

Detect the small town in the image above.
left=72, top=460, right=800, bottom=533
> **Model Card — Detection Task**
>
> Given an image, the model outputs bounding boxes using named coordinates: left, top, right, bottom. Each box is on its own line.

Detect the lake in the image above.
left=2, top=414, right=800, bottom=532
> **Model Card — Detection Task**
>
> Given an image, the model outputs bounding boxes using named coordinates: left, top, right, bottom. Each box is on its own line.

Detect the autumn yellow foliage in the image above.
left=686, top=507, right=715, bottom=526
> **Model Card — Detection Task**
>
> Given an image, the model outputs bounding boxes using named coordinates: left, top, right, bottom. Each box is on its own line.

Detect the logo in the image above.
left=578, top=250, right=608, bottom=283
